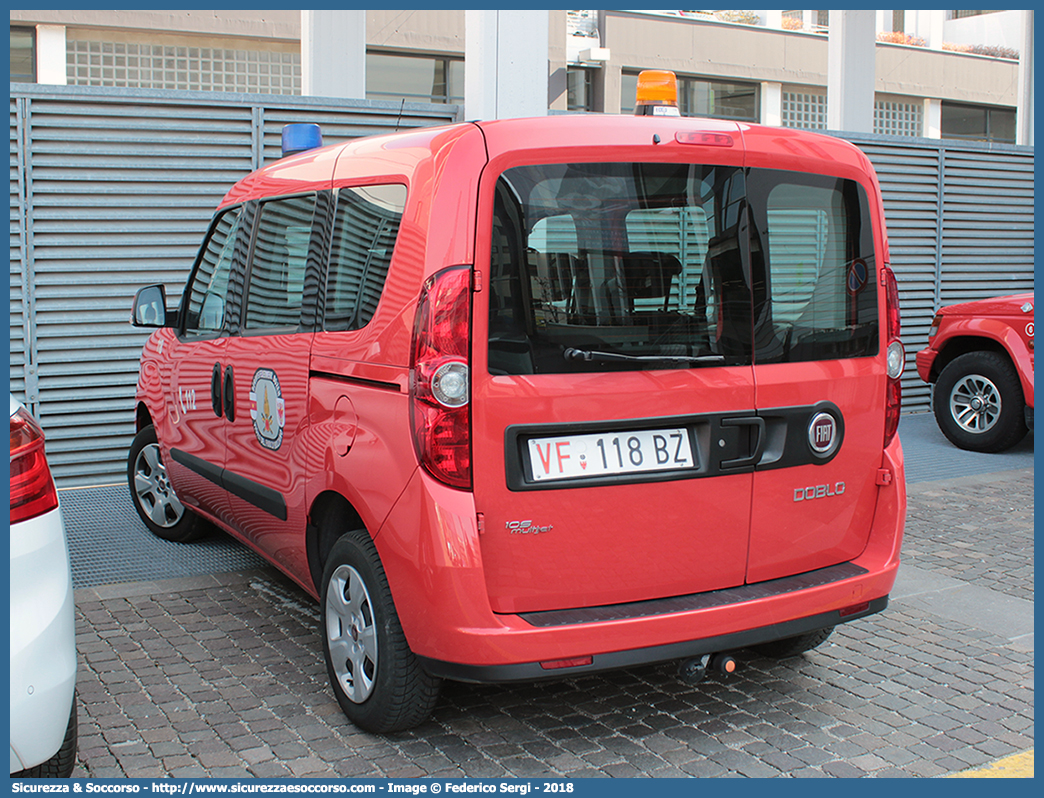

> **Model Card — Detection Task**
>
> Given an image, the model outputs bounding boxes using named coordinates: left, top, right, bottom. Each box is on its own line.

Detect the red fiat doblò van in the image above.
left=130, top=75, right=906, bottom=732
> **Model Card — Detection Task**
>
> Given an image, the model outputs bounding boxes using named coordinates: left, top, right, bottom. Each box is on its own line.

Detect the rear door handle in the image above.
left=720, top=416, right=765, bottom=469
left=223, top=364, right=235, bottom=422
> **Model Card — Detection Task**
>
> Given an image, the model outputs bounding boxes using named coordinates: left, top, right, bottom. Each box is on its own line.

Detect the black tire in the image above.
left=933, top=351, right=1028, bottom=453
left=750, top=627, right=834, bottom=659
left=12, top=696, right=77, bottom=778
left=320, top=530, right=441, bottom=733
left=127, top=425, right=209, bottom=542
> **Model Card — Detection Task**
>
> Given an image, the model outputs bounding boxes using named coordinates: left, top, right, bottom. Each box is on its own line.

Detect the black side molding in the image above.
left=171, top=448, right=288, bottom=521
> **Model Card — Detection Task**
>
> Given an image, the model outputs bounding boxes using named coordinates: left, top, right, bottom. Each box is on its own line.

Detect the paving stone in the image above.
left=67, top=468, right=1033, bottom=779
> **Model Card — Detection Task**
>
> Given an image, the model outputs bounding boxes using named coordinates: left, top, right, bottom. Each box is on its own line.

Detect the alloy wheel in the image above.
left=133, top=443, right=185, bottom=528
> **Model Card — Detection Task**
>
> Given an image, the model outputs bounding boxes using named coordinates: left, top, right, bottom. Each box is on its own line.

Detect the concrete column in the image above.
left=465, top=10, right=549, bottom=120
left=764, top=11, right=783, bottom=30
left=602, top=64, right=623, bottom=115
left=301, top=10, right=365, bottom=100
left=36, top=24, right=67, bottom=85
left=827, top=10, right=876, bottom=133
left=926, top=10, right=945, bottom=50
left=1016, top=10, right=1033, bottom=146
left=761, top=82, right=782, bottom=127
left=548, top=9, right=568, bottom=112
left=923, top=98, right=942, bottom=139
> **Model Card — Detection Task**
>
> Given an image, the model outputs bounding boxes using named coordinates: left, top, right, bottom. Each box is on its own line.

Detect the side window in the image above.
left=750, top=172, right=878, bottom=362
left=243, top=195, right=317, bottom=331
left=183, top=207, right=243, bottom=335
left=324, top=184, right=407, bottom=332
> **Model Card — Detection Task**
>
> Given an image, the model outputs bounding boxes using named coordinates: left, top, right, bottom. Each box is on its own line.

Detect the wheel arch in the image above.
left=928, top=335, right=1011, bottom=383
left=306, top=490, right=368, bottom=596
left=135, top=401, right=154, bottom=432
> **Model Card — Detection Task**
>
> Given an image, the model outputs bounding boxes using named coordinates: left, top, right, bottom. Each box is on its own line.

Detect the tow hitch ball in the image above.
left=678, top=653, right=737, bottom=684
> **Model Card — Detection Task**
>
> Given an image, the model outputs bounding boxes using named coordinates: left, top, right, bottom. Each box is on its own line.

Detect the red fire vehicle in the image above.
left=917, top=293, right=1034, bottom=452
left=129, top=72, right=906, bottom=732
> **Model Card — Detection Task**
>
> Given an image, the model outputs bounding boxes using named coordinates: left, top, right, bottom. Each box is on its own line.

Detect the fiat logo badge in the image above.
left=808, top=412, right=839, bottom=456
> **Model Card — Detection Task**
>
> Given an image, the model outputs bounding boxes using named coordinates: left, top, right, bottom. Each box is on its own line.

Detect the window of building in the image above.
left=567, top=68, right=594, bottom=112
left=366, top=51, right=463, bottom=105
left=874, top=96, right=923, bottom=137
left=11, top=27, right=35, bottom=83
left=621, top=73, right=758, bottom=121
left=325, top=184, right=407, bottom=332
left=950, top=11, right=1001, bottom=20
left=782, top=90, right=828, bottom=130
left=941, top=101, right=1016, bottom=144
left=66, top=37, right=300, bottom=94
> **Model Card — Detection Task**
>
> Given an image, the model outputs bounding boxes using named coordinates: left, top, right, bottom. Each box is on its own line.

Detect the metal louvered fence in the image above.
left=10, top=85, right=1034, bottom=486
left=10, top=85, right=461, bottom=485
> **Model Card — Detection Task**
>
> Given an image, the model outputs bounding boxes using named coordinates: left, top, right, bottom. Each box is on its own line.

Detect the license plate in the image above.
left=527, top=428, right=695, bottom=482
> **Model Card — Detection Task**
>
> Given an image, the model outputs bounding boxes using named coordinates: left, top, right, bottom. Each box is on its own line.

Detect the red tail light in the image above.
left=410, top=265, right=472, bottom=489
left=10, top=406, right=59, bottom=524
left=882, top=266, right=903, bottom=447
left=884, top=265, right=901, bottom=342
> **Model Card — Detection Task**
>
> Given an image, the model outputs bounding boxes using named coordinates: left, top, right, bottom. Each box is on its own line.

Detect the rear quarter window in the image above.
left=323, top=184, right=407, bottom=332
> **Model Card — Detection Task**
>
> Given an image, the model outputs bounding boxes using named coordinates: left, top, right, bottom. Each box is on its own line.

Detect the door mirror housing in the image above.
left=131, top=285, right=172, bottom=328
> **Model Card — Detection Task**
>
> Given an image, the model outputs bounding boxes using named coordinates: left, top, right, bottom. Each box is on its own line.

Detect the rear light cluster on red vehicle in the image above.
left=883, top=266, right=903, bottom=447
left=410, top=265, right=472, bottom=489
left=10, top=406, right=59, bottom=524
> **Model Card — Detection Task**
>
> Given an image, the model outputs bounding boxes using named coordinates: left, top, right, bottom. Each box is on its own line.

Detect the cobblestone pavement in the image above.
left=70, top=469, right=1033, bottom=779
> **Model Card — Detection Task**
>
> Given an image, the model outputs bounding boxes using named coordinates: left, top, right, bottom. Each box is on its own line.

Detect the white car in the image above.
left=9, top=395, right=77, bottom=778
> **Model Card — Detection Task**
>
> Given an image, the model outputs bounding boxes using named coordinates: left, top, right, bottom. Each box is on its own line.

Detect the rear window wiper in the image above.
left=563, top=347, right=726, bottom=366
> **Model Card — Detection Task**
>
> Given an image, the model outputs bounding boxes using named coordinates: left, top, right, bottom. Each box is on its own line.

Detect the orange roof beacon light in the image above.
left=634, top=70, right=681, bottom=117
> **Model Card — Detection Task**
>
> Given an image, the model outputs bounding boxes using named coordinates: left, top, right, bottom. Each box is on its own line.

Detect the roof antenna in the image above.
left=395, top=98, right=405, bottom=132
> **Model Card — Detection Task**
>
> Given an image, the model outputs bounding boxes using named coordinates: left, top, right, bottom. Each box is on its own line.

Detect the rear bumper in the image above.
left=420, top=595, right=886, bottom=683
left=377, top=441, right=906, bottom=679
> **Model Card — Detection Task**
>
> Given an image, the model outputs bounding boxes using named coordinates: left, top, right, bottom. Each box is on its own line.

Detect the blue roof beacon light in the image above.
left=281, top=123, right=323, bottom=158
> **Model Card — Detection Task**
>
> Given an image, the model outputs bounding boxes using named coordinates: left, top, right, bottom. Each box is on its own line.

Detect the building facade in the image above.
left=8, top=10, right=1035, bottom=484
left=9, top=9, right=1033, bottom=143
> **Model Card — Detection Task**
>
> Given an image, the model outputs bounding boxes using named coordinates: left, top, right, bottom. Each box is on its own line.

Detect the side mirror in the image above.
left=131, top=285, right=169, bottom=328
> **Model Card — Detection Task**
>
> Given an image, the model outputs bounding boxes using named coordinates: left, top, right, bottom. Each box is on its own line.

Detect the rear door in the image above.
left=744, top=169, right=885, bottom=583
left=471, top=155, right=759, bottom=615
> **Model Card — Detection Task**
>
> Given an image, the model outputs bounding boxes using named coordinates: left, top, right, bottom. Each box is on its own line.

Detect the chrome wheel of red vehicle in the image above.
left=933, top=352, right=1027, bottom=452
left=949, top=373, right=1002, bottom=434
left=320, top=531, right=441, bottom=733
left=127, top=425, right=209, bottom=542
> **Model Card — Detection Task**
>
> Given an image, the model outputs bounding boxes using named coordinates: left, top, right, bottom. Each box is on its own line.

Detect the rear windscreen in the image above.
left=487, top=162, right=878, bottom=374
